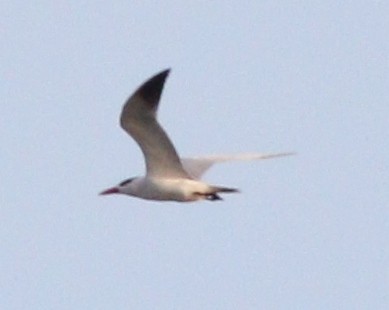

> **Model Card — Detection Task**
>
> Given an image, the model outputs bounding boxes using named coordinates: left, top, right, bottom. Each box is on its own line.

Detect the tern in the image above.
left=100, top=69, right=293, bottom=202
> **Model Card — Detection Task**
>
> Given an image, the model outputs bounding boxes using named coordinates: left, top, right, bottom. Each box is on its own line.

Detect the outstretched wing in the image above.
left=181, top=152, right=295, bottom=179
left=120, top=69, right=190, bottom=178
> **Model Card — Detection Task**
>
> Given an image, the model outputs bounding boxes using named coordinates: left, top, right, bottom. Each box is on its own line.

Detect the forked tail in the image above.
left=214, top=186, right=239, bottom=194
left=205, top=186, right=239, bottom=201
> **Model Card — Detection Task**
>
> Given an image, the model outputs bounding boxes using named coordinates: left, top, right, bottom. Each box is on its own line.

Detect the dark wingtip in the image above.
left=136, top=68, right=171, bottom=104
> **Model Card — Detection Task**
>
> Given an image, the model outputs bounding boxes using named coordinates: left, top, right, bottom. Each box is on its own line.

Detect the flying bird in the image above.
left=100, top=69, right=293, bottom=202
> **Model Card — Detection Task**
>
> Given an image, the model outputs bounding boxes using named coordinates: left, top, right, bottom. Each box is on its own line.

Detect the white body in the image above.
left=121, top=177, right=223, bottom=202
left=100, top=69, right=293, bottom=202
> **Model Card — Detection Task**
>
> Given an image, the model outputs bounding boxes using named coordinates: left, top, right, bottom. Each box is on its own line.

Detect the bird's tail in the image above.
left=213, top=186, right=239, bottom=194
left=205, top=186, right=239, bottom=201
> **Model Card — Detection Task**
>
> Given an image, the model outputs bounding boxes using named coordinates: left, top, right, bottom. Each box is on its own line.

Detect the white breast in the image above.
left=128, top=177, right=211, bottom=202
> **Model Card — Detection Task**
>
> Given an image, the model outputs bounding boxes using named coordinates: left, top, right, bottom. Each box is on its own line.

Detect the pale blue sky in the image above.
left=1, top=1, right=388, bottom=309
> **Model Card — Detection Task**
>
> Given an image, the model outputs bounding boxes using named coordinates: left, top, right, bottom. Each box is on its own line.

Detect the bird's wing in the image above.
left=181, top=152, right=295, bottom=179
left=120, top=69, right=190, bottom=178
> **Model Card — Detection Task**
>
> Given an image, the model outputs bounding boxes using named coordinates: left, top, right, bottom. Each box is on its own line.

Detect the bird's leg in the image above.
left=205, top=193, right=223, bottom=201
left=193, top=192, right=223, bottom=201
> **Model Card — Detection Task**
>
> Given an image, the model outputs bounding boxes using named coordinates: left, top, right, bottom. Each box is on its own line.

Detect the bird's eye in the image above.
left=119, top=178, right=134, bottom=186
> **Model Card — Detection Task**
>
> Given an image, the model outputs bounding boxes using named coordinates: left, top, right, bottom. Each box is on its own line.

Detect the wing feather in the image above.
left=120, top=69, right=190, bottom=178
left=181, top=152, right=295, bottom=179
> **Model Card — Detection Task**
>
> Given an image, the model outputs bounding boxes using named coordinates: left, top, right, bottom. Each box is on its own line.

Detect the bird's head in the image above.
left=99, top=177, right=137, bottom=196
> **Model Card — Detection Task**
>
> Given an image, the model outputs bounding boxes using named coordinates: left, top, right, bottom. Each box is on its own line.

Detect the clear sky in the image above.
left=2, top=1, right=388, bottom=309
